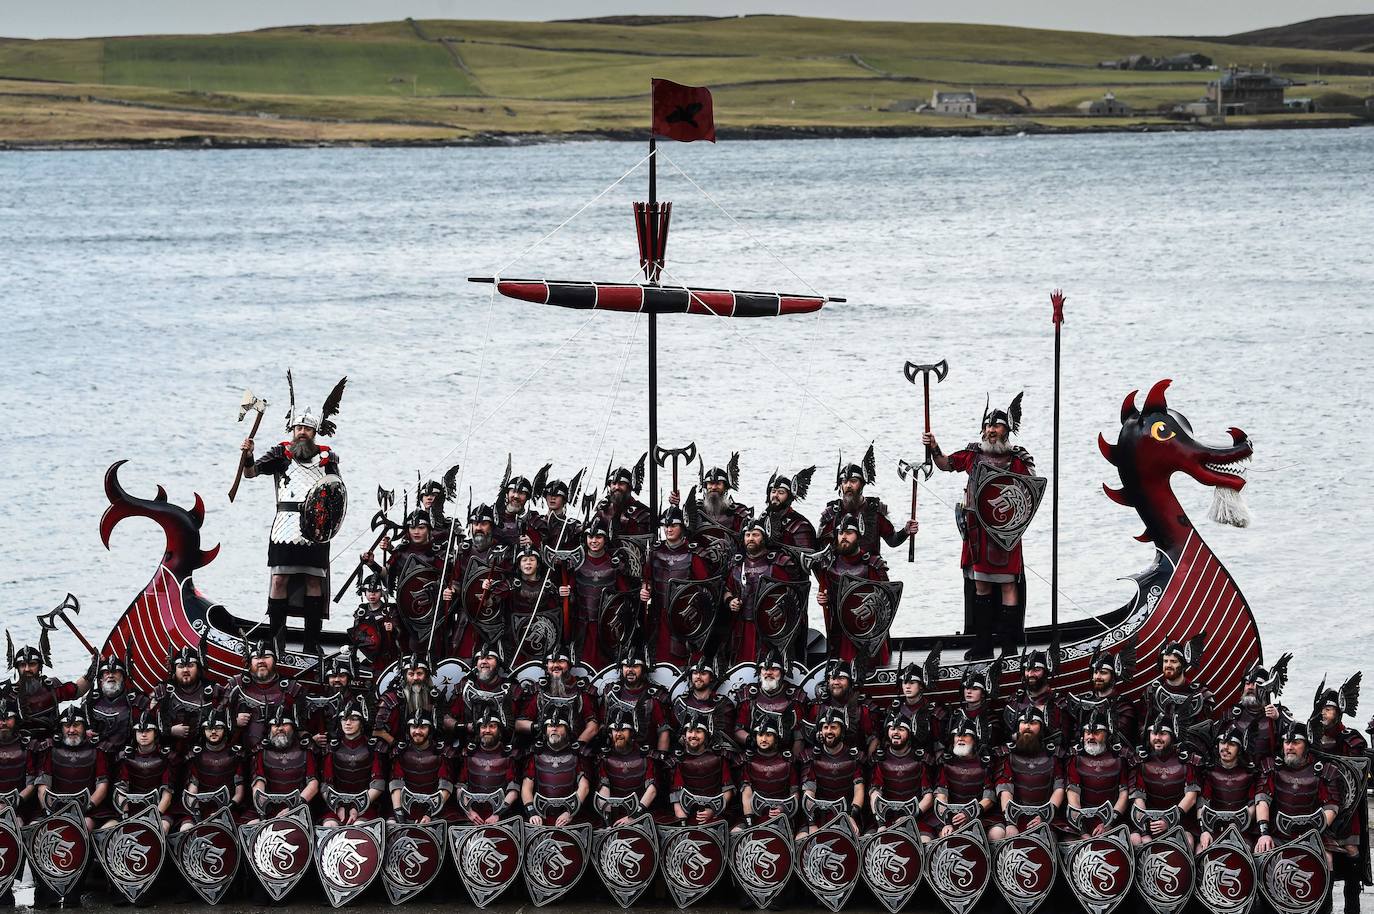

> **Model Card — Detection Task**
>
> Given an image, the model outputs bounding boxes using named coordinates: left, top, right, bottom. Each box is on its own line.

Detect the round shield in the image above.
left=667, top=579, right=717, bottom=645
left=926, top=827, right=991, bottom=914
left=659, top=822, right=728, bottom=907
left=316, top=823, right=383, bottom=907
left=971, top=465, right=1046, bottom=553
left=860, top=825, right=924, bottom=914
left=300, top=475, right=348, bottom=543
left=523, top=823, right=589, bottom=906
left=1195, top=828, right=1257, bottom=914
left=383, top=821, right=446, bottom=906
left=1136, top=831, right=1195, bottom=914
left=797, top=826, right=860, bottom=913
left=28, top=815, right=88, bottom=891
left=453, top=821, right=522, bottom=907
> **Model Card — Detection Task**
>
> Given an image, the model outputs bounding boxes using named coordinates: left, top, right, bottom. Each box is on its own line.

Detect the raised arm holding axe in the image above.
left=898, top=357, right=948, bottom=563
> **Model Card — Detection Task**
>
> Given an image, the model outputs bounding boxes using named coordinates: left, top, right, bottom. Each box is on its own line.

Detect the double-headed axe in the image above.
left=654, top=442, right=697, bottom=500
left=900, top=358, right=949, bottom=563
left=334, top=487, right=398, bottom=603
left=229, top=390, right=268, bottom=504
left=37, top=592, right=97, bottom=656
left=541, top=545, right=586, bottom=636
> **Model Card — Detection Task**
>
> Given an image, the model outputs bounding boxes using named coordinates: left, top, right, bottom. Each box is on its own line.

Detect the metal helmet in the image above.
left=544, top=643, right=574, bottom=665
left=95, top=652, right=128, bottom=680
left=687, top=655, right=716, bottom=677
left=132, top=710, right=160, bottom=734
left=899, top=662, right=926, bottom=686
left=405, top=708, right=436, bottom=731
left=607, top=709, right=637, bottom=734
left=660, top=505, right=687, bottom=529
left=947, top=711, right=982, bottom=741
left=1020, top=650, right=1050, bottom=673
left=468, top=503, right=497, bottom=526
left=741, top=516, right=771, bottom=543
left=1216, top=723, right=1249, bottom=751
left=400, top=653, right=431, bottom=674
left=1081, top=707, right=1113, bottom=735
left=7, top=629, right=49, bottom=670
left=1312, top=672, right=1361, bottom=718
left=0, top=697, right=18, bottom=721
left=265, top=704, right=297, bottom=729
left=359, top=573, right=387, bottom=595
left=583, top=515, right=612, bottom=540
left=336, top=699, right=368, bottom=722
left=750, top=715, right=781, bottom=737
left=766, top=466, right=816, bottom=503
left=826, top=659, right=854, bottom=683
left=1159, top=636, right=1203, bottom=670
left=506, top=476, right=534, bottom=497
left=474, top=707, right=507, bottom=733
left=57, top=704, right=88, bottom=729
left=1014, top=704, right=1047, bottom=728
left=884, top=713, right=914, bottom=734
left=544, top=479, right=570, bottom=501
left=1280, top=719, right=1311, bottom=745
left=324, top=653, right=356, bottom=680
left=834, top=513, right=866, bottom=537
left=680, top=708, right=713, bottom=735
left=814, top=706, right=848, bottom=731
left=200, top=707, right=232, bottom=733
left=419, top=479, right=445, bottom=499
left=618, top=638, right=649, bottom=669
left=1147, top=713, right=1179, bottom=738
left=833, top=444, right=876, bottom=491
left=168, top=644, right=202, bottom=669
left=475, top=641, right=505, bottom=666
left=404, top=509, right=432, bottom=530
left=757, top=648, right=786, bottom=673
left=540, top=705, right=573, bottom=732
left=246, top=639, right=277, bottom=661
left=981, top=392, right=1024, bottom=435
left=961, top=667, right=990, bottom=694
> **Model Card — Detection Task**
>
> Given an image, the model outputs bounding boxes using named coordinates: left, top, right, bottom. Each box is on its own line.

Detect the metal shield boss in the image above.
left=592, top=812, right=659, bottom=908
left=239, top=803, right=315, bottom=901
left=970, top=463, right=1046, bottom=552
left=523, top=821, right=590, bottom=906
left=729, top=814, right=794, bottom=908
left=300, top=474, right=348, bottom=543
left=314, top=819, right=384, bottom=907
left=667, top=576, right=722, bottom=648
left=0, top=805, right=26, bottom=897
left=834, top=576, right=903, bottom=661
left=659, top=818, right=728, bottom=907
left=925, top=820, right=992, bottom=914
left=1135, top=825, right=1195, bottom=914
left=92, top=807, right=166, bottom=904
left=168, top=808, right=240, bottom=904
left=797, top=821, right=861, bottom=912
left=23, top=801, right=89, bottom=900
left=382, top=820, right=446, bottom=906
left=992, top=821, right=1058, bottom=914
left=1058, top=824, right=1135, bottom=914
left=1255, top=828, right=1329, bottom=914
left=1194, top=824, right=1257, bottom=914
left=860, top=817, right=925, bottom=914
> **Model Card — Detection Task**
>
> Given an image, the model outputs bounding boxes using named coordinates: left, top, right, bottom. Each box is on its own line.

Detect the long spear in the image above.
left=1050, top=290, right=1066, bottom=657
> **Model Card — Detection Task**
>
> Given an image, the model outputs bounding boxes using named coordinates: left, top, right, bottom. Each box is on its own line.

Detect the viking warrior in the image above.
left=870, top=714, right=934, bottom=836
left=1137, top=638, right=1214, bottom=746
left=240, top=373, right=346, bottom=652
left=151, top=644, right=222, bottom=753
left=3, top=629, right=91, bottom=738
left=1214, top=654, right=1293, bottom=762
left=642, top=506, right=712, bottom=667
left=389, top=709, right=455, bottom=823
left=1259, top=722, right=1338, bottom=866
left=737, top=717, right=800, bottom=831
left=1312, top=673, right=1365, bottom=758
left=248, top=705, right=317, bottom=822
left=595, top=711, right=659, bottom=825
left=725, top=517, right=804, bottom=667
left=954, top=666, right=1005, bottom=749
left=813, top=513, right=895, bottom=666
left=1064, top=643, right=1138, bottom=748
left=734, top=649, right=806, bottom=756
left=0, top=699, right=35, bottom=823
left=1000, top=650, right=1069, bottom=743
left=569, top=516, right=635, bottom=670
left=596, top=457, right=653, bottom=537
left=35, top=704, right=111, bottom=831
left=925, top=396, right=1035, bottom=658
left=763, top=466, right=819, bottom=555
left=691, top=453, right=752, bottom=540
left=993, top=705, right=1064, bottom=839
left=444, top=641, right=516, bottom=741
left=444, top=504, right=512, bottom=658
left=522, top=707, right=591, bottom=827
left=349, top=574, right=399, bottom=673
left=817, top=445, right=917, bottom=558
left=455, top=710, right=519, bottom=825
left=112, top=711, right=176, bottom=832
left=506, top=546, right=562, bottom=664
left=534, top=472, right=585, bottom=550
left=373, top=653, right=442, bottom=746
left=881, top=658, right=944, bottom=753
left=85, top=651, right=149, bottom=755
left=304, top=652, right=370, bottom=748
left=319, top=699, right=384, bottom=827
left=418, top=477, right=454, bottom=540
left=670, top=711, right=734, bottom=825
left=179, top=708, right=245, bottom=829
left=672, top=656, right=737, bottom=747
left=1197, top=723, right=1266, bottom=850
left=515, top=644, right=600, bottom=746
left=801, top=707, right=865, bottom=836
left=494, top=469, right=544, bottom=551
left=931, top=714, right=996, bottom=837
left=805, top=660, right=877, bottom=759
left=223, top=640, right=300, bottom=750
left=1310, top=675, right=1368, bottom=914
left=1064, top=708, right=1133, bottom=838
left=599, top=639, right=671, bottom=753
left=364, top=509, right=446, bottom=654
left=1129, top=715, right=1200, bottom=849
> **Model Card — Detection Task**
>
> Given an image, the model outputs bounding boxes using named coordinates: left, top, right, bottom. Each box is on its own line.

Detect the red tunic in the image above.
left=945, top=445, right=1033, bottom=580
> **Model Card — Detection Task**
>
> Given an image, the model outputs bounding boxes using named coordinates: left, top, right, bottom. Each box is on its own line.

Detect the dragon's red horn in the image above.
left=1102, top=484, right=1128, bottom=506
left=1098, top=433, right=1117, bottom=466
left=1142, top=379, right=1172, bottom=415
left=1120, top=390, right=1140, bottom=424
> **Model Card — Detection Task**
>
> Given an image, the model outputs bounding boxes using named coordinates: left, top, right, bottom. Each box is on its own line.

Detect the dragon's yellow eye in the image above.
left=1150, top=421, right=1175, bottom=442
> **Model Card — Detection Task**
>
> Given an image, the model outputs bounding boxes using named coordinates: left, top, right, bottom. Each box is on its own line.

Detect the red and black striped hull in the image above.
left=472, top=277, right=835, bottom=317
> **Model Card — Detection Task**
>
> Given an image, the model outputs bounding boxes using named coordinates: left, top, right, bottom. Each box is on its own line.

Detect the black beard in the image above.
left=0, top=729, right=13, bottom=744
left=745, top=543, right=766, bottom=558
left=252, top=667, right=274, bottom=684
left=837, top=539, right=859, bottom=557
left=609, top=489, right=627, bottom=507
left=480, top=735, right=500, bottom=750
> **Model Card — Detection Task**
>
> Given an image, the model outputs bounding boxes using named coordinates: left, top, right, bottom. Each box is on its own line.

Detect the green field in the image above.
left=0, top=15, right=1369, bottom=144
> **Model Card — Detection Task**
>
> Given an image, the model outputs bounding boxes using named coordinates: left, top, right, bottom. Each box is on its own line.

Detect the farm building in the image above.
left=930, top=90, right=977, bottom=115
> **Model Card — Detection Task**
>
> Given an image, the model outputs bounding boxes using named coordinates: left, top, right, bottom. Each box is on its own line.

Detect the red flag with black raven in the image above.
left=651, top=79, right=715, bottom=143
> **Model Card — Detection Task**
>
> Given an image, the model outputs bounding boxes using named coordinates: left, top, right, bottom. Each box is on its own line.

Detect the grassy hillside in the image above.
left=1204, top=14, right=1374, bottom=53
left=1, top=15, right=1370, bottom=145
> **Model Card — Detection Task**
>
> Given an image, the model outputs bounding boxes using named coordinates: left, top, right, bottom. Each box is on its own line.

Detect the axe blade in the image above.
left=932, top=358, right=949, bottom=382
left=59, top=593, right=80, bottom=616
left=682, top=441, right=697, bottom=465
left=903, top=359, right=951, bottom=384
left=896, top=459, right=914, bottom=481
left=653, top=446, right=670, bottom=467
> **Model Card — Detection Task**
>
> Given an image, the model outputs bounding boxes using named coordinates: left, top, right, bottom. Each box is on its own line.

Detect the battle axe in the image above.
left=334, top=487, right=398, bottom=603
left=228, top=390, right=267, bottom=504
left=900, top=358, right=949, bottom=563
left=37, top=592, right=97, bottom=656
left=654, top=442, right=697, bottom=498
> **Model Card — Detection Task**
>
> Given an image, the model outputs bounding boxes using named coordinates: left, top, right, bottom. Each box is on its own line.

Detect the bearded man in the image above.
left=389, top=710, right=455, bottom=823
left=515, top=644, right=600, bottom=746
left=1129, top=716, right=1200, bottom=850
left=248, top=706, right=317, bottom=822
left=522, top=708, right=591, bottom=827
left=85, top=652, right=148, bottom=755
left=1214, top=656, right=1292, bottom=762
left=818, top=446, right=917, bottom=558
left=670, top=713, right=734, bottom=826
left=813, top=514, right=895, bottom=666
left=1000, top=650, right=1068, bottom=744
left=223, top=640, right=300, bottom=749
left=304, top=652, right=370, bottom=748
left=373, top=653, right=441, bottom=746
left=494, top=473, right=542, bottom=551
left=734, top=649, right=806, bottom=756
left=881, top=661, right=943, bottom=753
left=599, top=640, right=671, bottom=753
left=870, top=714, right=933, bottom=836
left=1064, top=645, right=1138, bottom=748
left=455, top=711, right=519, bottom=825
left=737, top=718, right=800, bottom=832
left=642, top=506, right=712, bottom=667
left=178, top=708, right=245, bottom=828
left=1064, top=709, right=1132, bottom=838
left=596, top=459, right=653, bottom=536
left=1137, top=640, right=1214, bottom=747
left=806, top=660, right=877, bottom=759
left=694, top=456, right=752, bottom=538
left=673, top=657, right=737, bottom=746
left=151, top=645, right=222, bottom=754
left=595, top=711, right=659, bottom=825
left=994, top=706, right=1063, bottom=839
left=0, top=699, right=34, bottom=824
left=724, top=517, right=804, bottom=667
left=1260, top=722, right=1338, bottom=869
left=35, top=705, right=111, bottom=832
left=801, top=709, right=865, bottom=837
left=1197, top=724, right=1265, bottom=851
left=444, top=504, right=512, bottom=658
left=931, top=715, right=997, bottom=838
left=570, top=517, right=634, bottom=670
left=3, top=632, right=91, bottom=739
left=444, top=642, right=515, bottom=742
left=763, top=467, right=818, bottom=555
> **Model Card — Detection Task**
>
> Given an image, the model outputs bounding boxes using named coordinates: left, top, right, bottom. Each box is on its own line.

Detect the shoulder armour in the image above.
left=746, top=685, right=759, bottom=697
left=191, top=746, right=203, bottom=755
left=1313, top=760, right=1324, bottom=772
left=781, top=750, right=793, bottom=760
left=119, top=746, right=134, bottom=760
left=203, top=685, right=216, bottom=697
left=848, top=746, right=859, bottom=758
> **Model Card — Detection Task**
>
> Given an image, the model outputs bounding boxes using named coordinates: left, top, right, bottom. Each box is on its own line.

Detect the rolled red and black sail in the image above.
left=468, top=277, right=840, bottom=317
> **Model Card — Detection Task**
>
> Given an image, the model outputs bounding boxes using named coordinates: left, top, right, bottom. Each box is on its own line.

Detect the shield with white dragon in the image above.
left=523, top=822, right=591, bottom=906
left=924, top=820, right=991, bottom=914
left=91, top=807, right=166, bottom=904
left=992, top=822, right=1058, bottom=914
left=168, top=808, right=240, bottom=904
left=754, top=576, right=810, bottom=653
left=970, top=463, right=1047, bottom=552
left=1058, top=825, right=1134, bottom=914
left=729, top=814, right=795, bottom=908
left=860, top=817, right=925, bottom=914
left=381, top=820, right=446, bottom=906
left=313, top=819, right=384, bottom=907
left=797, top=821, right=861, bottom=912
left=300, top=475, right=348, bottom=543
left=1255, top=828, right=1329, bottom=914
left=448, top=818, right=521, bottom=907
left=592, top=812, right=659, bottom=908
left=667, top=576, right=724, bottom=649
left=23, top=800, right=89, bottom=901
left=394, top=560, right=440, bottom=631
left=239, top=803, right=315, bottom=901
left=1135, top=825, right=1195, bottom=914
left=0, top=804, right=26, bottom=898
left=597, top=591, right=640, bottom=660
left=1194, top=824, right=1257, bottom=914
left=833, top=576, right=904, bottom=662
left=659, top=819, right=728, bottom=907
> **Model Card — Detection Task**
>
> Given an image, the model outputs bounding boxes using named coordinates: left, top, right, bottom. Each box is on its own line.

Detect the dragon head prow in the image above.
left=100, top=460, right=220, bottom=578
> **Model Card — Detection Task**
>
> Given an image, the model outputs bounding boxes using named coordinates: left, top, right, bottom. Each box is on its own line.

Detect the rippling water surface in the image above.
left=2, top=128, right=1371, bottom=705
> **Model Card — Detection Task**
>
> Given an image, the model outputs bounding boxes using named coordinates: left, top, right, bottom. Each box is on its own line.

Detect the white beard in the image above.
left=953, top=742, right=973, bottom=758
left=981, top=435, right=1011, bottom=455
left=760, top=677, right=781, bottom=695
left=1083, top=741, right=1106, bottom=757
left=270, top=733, right=292, bottom=750
left=1209, top=485, right=1251, bottom=528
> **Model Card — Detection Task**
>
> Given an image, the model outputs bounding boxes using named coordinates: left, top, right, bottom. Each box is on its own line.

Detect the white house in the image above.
left=930, top=90, right=977, bottom=115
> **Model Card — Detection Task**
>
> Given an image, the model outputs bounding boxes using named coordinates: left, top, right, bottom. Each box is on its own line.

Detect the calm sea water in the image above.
left=2, top=128, right=1371, bottom=709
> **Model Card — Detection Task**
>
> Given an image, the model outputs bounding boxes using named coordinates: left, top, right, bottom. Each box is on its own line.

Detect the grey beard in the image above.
left=1240, top=694, right=1261, bottom=711
left=101, top=681, right=121, bottom=698
left=703, top=491, right=730, bottom=515
left=981, top=435, right=1011, bottom=455
left=252, top=667, right=274, bottom=684
left=547, top=677, right=569, bottom=698
left=546, top=733, right=569, bottom=751
left=609, top=489, right=627, bottom=507
left=760, top=677, right=781, bottom=695
left=405, top=685, right=431, bottom=713
left=841, top=492, right=864, bottom=513
left=270, top=733, right=292, bottom=750
left=1083, top=741, right=1106, bottom=757
left=63, top=734, right=84, bottom=748
left=290, top=439, right=320, bottom=462
left=469, top=533, right=492, bottom=551
left=476, top=668, right=495, bottom=683
left=1284, top=752, right=1303, bottom=767
left=952, top=742, right=973, bottom=758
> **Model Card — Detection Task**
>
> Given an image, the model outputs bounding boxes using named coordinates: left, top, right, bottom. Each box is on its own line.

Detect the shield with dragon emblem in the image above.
left=239, top=803, right=315, bottom=901
left=523, top=821, right=591, bottom=906
left=313, top=819, right=384, bottom=907
left=300, top=475, right=349, bottom=543
left=1315, top=751, right=1369, bottom=837
left=729, top=814, right=794, bottom=908
left=860, top=818, right=925, bottom=914
left=925, top=820, right=991, bottom=914
left=23, top=800, right=89, bottom=901
left=1058, top=825, right=1134, bottom=914
left=91, top=807, right=166, bottom=904
left=667, top=576, right=724, bottom=649
left=754, top=576, right=810, bottom=652
left=659, top=819, right=728, bottom=907
left=168, top=808, right=240, bottom=904
left=597, top=591, right=640, bottom=660
left=0, top=805, right=26, bottom=898
left=382, top=820, right=446, bottom=906
left=592, top=812, right=658, bottom=908
left=992, top=822, right=1058, bottom=914
left=461, top=557, right=507, bottom=637
left=970, top=463, right=1046, bottom=552
left=1255, top=829, right=1329, bottom=914
left=797, top=821, right=861, bottom=912
left=1135, top=825, right=1195, bottom=914
left=395, top=561, right=439, bottom=629
left=1194, top=824, right=1257, bottom=914
left=448, top=818, right=521, bottom=907
left=832, top=576, right=904, bottom=663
